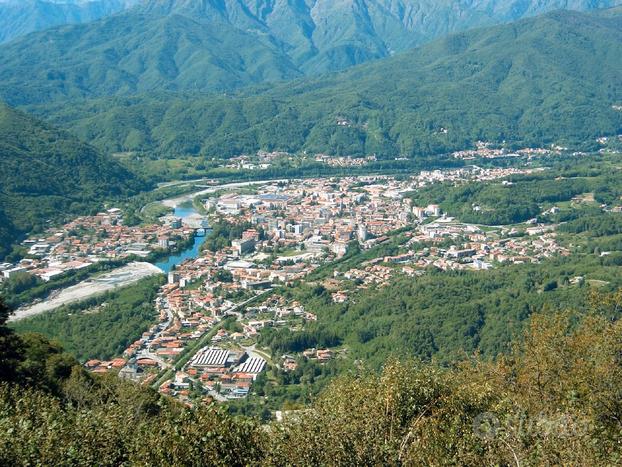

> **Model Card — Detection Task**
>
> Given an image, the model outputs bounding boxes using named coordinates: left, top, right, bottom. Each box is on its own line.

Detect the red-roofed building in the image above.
left=136, top=358, right=158, bottom=367
left=110, top=358, right=127, bottom=369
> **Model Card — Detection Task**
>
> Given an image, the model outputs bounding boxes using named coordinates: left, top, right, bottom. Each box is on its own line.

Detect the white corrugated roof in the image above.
left=192, top=348, right=230, bottom=367
left=237, top=357, right=266, bottom=374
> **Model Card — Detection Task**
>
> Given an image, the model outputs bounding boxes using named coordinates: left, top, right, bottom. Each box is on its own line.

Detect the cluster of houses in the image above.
left=314, top=154, right=377, bottom=167
left=326, top=222, right=570, bottom=296
left=451, top=141, right=559, bottom=160
left=0, top=208, right=191, bottom=283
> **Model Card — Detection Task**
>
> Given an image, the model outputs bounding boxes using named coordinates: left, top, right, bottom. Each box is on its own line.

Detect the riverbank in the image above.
left=9, top=262, right=163, bottom=322
left=6, top=195, right=209, bottom=320
left=161, top=179, right=288, bottom=208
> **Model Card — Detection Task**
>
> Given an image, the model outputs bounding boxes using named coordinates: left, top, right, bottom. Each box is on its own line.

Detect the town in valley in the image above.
left=4, top=152, right=602, bottom=406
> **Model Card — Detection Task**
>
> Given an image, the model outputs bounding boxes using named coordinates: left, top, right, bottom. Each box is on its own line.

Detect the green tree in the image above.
left=0, top=298, right=23, bottom=383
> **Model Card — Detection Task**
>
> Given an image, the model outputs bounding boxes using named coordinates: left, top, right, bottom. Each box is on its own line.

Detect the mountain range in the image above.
left=34, top=7, right=622, bottom=159
left=1, top=0, right=622, bottom=105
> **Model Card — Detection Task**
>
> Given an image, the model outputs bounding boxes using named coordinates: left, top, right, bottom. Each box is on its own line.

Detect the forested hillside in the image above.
left=258, top=249, right=622, bottom=370
left=35, top=8, right=622, bottom=159
left=0, top=8, right=302, bottom=106
left=140, top=0, right=622, bottom=75
left=1, top=291, right=621, bottom=464
left=0, top=103, right=148, bottom=259
left=10, top=276, right=165, bottom=361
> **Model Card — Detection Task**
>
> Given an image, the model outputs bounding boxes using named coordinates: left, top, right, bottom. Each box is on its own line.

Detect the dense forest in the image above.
left=1, top=289, right=621, bottom=464
left=27, top=8, right=622, bottom=159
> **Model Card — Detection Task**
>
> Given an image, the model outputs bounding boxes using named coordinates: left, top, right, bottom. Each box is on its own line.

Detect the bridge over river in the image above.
left=182, top=214, right=210, bottom=231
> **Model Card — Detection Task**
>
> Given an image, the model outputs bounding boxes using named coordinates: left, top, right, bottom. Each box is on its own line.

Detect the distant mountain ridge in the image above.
left=140, top=0, right=622, bottom=71
left=0, top=0, right=140, bottom=44
left=1, top=0, right=622, bottom=105
left=35, top=8, right=622, bottom=160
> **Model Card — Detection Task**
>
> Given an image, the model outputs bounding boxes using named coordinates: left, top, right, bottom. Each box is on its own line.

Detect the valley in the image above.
left=2, top=2, right=622, bottom=464
left=8, top=147, right=622, bottom=412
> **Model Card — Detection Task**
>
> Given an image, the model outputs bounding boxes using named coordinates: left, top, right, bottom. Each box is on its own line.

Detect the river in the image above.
left=154, top=205, right=208, bottom=273
left=154, top=179, right=285, bottom=272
